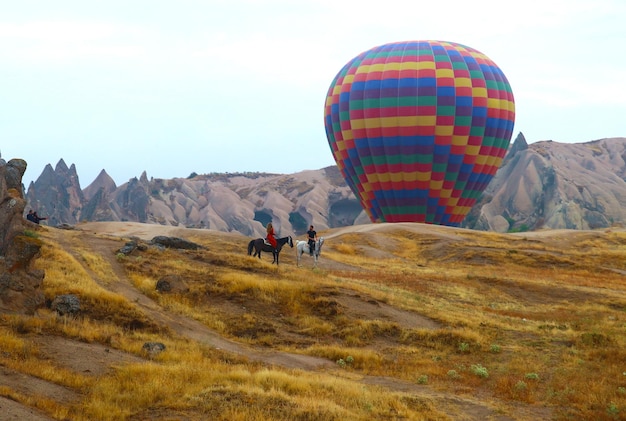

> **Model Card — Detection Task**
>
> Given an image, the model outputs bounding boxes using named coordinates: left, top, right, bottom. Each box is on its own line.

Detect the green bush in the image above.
left=471, top=364, right=489, bottom=378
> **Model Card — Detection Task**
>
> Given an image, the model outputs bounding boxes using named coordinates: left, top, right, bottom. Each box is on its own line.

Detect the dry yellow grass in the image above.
left=0, top=223, right=625, bottom=420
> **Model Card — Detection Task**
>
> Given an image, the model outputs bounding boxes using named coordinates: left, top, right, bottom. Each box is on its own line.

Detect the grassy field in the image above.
left=0, top=222, right=625, bottom=420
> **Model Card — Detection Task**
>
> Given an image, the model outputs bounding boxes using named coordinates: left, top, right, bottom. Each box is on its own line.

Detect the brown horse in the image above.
left=247, top=235, right=293, bottom=265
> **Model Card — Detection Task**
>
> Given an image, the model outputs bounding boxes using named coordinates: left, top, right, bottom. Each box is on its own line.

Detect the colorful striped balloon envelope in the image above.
left=324, top=40, right=515, bottom=226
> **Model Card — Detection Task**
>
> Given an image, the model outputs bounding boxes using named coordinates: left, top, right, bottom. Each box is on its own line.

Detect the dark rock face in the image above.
left=0, top=159, right=45, bottom=315
left=25, top=159, right=84, bottom=227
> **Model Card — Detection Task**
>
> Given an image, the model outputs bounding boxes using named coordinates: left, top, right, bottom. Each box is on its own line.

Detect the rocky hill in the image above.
left=22, top=135, right=626, bottom=234
left=25, top=164, right=364, bottom=238
left=465, top=134, right=626, bottom=231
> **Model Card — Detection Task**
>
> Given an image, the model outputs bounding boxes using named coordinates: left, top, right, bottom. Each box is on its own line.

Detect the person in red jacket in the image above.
left=266, top=222, right=277, bottom=249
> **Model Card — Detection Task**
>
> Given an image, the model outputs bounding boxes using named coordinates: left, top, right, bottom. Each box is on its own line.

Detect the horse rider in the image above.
left=265, top=222, right=278, bottom=250
left=307, top=225, right=317, bottom=256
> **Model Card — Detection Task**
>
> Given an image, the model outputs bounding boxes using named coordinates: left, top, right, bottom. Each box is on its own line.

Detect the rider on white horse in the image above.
left=307, top=225, right=317, bottom=256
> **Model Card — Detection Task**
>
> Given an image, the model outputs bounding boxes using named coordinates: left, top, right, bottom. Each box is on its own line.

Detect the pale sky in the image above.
left=2, top=0, right=625, bottom=187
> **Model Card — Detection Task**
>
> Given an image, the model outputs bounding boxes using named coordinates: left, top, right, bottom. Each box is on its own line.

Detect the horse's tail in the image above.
left=247, top=240, right=254, bottom=255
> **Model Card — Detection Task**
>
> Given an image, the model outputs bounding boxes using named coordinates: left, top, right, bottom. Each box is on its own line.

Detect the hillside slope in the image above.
left=2, top=221, right=625, bottom=420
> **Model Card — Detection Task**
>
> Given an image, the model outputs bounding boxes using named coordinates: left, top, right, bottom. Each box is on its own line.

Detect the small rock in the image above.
left=142, top=342, right=166, bottom=357
left=50, top=294, right=81, bottom=316
left=117, top=241, right=138, bottom=255
left=156, top=275, right=189, bottom=294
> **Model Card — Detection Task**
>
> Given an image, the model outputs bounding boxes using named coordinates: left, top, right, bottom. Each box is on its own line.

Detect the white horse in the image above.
left=296, top=237, right=324, bottom=267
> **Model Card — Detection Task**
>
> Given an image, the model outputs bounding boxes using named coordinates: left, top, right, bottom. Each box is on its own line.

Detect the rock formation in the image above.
left=26, top=163, right=363, bottom=237
left=23, top=136, right=626, bottom=234
left=0, top=158, right=45, bottom=314
left=81, top=169, right=118, bottom=222
left=25, top=159, right=84, bottom=227
left=464, top=136, right=626, bottom=231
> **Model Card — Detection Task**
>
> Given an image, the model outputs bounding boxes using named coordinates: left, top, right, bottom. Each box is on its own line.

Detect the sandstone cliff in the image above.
left=0, top=158, right=45, bottom=314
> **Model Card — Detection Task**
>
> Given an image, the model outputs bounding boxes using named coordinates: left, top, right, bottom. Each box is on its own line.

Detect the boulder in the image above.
left=151, top=236, right=204, bottom=250
left=50, top=294, right=81, bottom=316
left=156, top=275, right=190, bottom=294
left=142, top=342, right=166, bottom=357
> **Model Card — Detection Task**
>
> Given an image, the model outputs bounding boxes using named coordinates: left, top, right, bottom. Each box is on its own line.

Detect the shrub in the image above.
left=580, top=332, right=613, bottom=347
left=607, top=402, right=619, bottom=418
left=525, top=372, right=539, bottom=380
left=337, top=356, right=354, bottom=369
left=458, top=342, right=470, bottom=353
left=23, top=229, right=39, bottom=238
left=471, top=364, right=489, bottom=378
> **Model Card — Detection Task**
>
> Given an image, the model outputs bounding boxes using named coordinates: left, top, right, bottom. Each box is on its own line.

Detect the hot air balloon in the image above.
left=324, top=40, right=515, bottom=226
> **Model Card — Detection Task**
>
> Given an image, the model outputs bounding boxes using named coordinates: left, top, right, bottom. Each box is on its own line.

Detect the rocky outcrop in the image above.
left=25, top=159, right=84, bottom=227
left=81, top=170, right=118, bottom=222
left=83, top=169, right=117, bottom=201
left=464, top=137, right=626, bottom=232
left=0, top=158, right=45, bottom=315
left=26, top=162, right=363, bottom=237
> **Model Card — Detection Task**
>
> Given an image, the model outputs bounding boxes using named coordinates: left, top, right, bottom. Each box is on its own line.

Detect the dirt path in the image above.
left=0, top=395, right=56, bottom=421
left=68, top=232, right=336, bottom=370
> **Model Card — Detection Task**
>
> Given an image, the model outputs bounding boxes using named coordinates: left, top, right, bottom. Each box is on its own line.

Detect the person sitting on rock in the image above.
left=26, top=209, right=47, bottom=224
